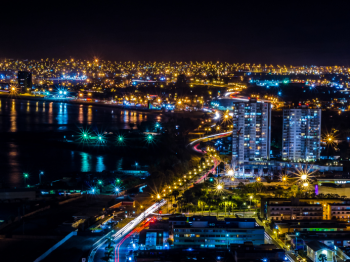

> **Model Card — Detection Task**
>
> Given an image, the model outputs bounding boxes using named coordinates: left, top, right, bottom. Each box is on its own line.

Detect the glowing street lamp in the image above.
left=117, top=135, right=124, bottom=143
left=23, top=173, right=29, bottom=186
left=39, top=171, right=44, bottom=184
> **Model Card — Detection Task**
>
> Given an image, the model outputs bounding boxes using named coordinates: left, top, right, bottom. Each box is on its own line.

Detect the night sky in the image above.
left=4, top=2, right=350, bottom=65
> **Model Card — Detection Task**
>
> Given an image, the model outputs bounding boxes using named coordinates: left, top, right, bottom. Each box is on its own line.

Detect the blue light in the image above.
left=278, top=92, right=281, bottom=96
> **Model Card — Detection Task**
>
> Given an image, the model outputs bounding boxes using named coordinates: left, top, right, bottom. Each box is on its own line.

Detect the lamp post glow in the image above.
left=39, top=171, right=44, bottom=184
left=98, top=180, right=103, bottom=193
left=117, top=135, right=124, bottom=143
left=24, top=173, right=29, bottom=186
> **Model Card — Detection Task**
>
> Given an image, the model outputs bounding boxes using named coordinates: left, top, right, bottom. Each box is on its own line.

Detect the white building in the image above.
left=232, top=98, right=271, bottom=164
left=282, top=108, right=321, bottom=161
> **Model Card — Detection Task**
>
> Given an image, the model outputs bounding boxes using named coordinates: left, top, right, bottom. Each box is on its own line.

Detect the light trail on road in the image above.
left=111, top=199, right=166, bottom=241
left=193, top=157, right=219, bottom=184
left=187, top=131, right=233, bottom=147
left=114, top=218, right=155, bottom=262
left=89, top=200, right=166, bottom=262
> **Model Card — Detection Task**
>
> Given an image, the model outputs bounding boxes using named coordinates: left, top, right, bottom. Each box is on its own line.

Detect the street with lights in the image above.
left=90, top=200, right=166, bottom=262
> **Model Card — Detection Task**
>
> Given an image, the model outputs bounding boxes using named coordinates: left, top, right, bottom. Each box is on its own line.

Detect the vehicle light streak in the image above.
left=188, top=131, right=232, bottom=146
left=88, top=200, right=166, bottom=262
left=194, top=157, right=219, bottom=184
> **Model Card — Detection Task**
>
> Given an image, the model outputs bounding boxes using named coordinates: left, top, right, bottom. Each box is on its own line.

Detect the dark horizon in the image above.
left=2, top=2, right=350, bottom=66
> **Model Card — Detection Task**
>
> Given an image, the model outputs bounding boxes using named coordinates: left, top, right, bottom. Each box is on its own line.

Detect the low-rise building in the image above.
left=306, top=241, right=334, bottom=262
left=334, top=246, right=350, bottom=261
left=274, top=220, right=348, bottom=235
left=267, top=202, right=323, bottom=221
left=261, top=197, right=348, bottom=220
left=230, top=242, right=286, bottom=262
left=328, top=204, right=350, bottom=220
left=173, top=217, right=264, bottom=249
left=138, top=220, right=170, bottom=250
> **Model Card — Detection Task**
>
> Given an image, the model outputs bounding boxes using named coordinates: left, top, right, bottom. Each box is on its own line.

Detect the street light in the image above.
left=250, top=195, right=253, bottom=206
left=295, top=232, right=300, bottom=252
left=23, top=173, right=29, bottom=186
left=39, top=171, right=44, bottom=184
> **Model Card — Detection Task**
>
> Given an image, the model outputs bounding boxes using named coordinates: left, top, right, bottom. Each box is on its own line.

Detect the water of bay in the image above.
left=0, top=98, right=166, bottom=187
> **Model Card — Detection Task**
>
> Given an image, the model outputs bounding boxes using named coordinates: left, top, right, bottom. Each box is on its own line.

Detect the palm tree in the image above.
left=214, top=197, right=223, bottom=217
left=172, top=190, right=180, bottom=201
left=317, top=193, right=325, bottom=198
left=199, top=196, right=207, bottom=216
left=318, top=254, right=327, bottom=262
left=207, top=196, right=214, bottom=216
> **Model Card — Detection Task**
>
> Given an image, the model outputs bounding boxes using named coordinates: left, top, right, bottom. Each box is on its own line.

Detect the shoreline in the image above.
left=0, top=93, right=208, bottom=117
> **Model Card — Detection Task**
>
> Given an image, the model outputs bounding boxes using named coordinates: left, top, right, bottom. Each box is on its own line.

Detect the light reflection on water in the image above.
left=0, top=98, right=166, bottom=187
left=80, top=152, right=90, bottom=172
left=96, top=156, right=105, bottom=172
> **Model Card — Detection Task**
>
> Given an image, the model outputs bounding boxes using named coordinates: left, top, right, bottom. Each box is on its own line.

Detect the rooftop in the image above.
left=307, top=241, right=334, bottom=252
left=337, top=246, right=350, bottom=256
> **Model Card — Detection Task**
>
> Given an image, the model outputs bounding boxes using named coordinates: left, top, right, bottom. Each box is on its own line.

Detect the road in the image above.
left=187, top=131, right=233, bottom=148
left=114, top=218, right=156, bottom=262
left=90, top=200, right=166, bottom=262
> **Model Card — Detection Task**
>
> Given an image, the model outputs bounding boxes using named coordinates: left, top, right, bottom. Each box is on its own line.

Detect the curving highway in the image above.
left=188, top=131, right=233, bottom=147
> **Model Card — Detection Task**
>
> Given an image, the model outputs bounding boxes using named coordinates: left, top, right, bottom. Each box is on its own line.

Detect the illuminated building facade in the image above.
left=232, top=98, right=271, bottom=164
left=282, top=108, right=321, bottom=161
left=173, top=217, right=264, bottom=248
left=18, top=71, right=32, bottom=93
